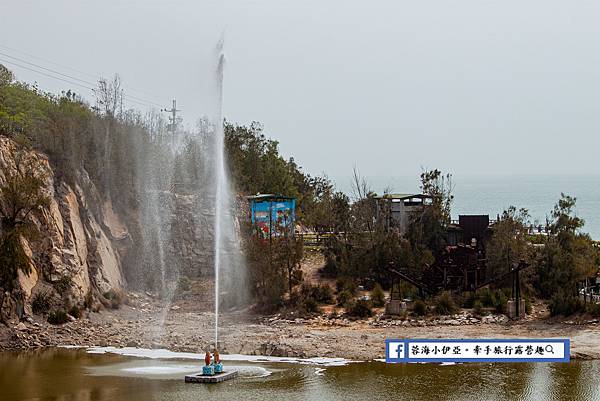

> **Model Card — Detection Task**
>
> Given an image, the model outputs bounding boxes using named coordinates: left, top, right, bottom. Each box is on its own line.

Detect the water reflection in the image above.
left=0, top=348, right=597, bottom=401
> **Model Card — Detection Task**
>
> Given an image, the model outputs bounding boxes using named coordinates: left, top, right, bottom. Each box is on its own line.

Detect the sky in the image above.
left=1, top=0, right=600, bottom=184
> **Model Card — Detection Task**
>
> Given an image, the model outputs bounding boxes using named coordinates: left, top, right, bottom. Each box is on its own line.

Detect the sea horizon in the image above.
left=331, top=173, right=600, bottom=240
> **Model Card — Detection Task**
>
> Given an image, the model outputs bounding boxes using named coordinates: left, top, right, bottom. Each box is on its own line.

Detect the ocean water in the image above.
left=333, top=175, right=599, bottom=240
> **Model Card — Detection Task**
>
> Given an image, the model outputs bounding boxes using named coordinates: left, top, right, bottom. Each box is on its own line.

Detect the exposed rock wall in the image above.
left=168, top=193, right=215, bottom=278
left=0, top=135, right=249, bottom=321
left=0, top=137, right=126, bottom=321
left=166, top=192, right=246, bottom=280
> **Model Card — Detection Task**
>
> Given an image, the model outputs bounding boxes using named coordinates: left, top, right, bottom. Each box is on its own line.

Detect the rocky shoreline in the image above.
left=2, top=291, right=600, bottom=361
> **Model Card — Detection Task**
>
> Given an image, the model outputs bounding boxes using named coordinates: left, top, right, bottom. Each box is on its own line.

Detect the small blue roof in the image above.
left=246, top=193, right=295, bottom=201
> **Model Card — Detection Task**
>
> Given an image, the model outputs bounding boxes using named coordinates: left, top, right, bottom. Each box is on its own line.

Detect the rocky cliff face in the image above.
left=0, top=136, right=249, bottom=322
left=167, top=192, right=246, bottom=280
left=0, top=137, right=126, bottom=321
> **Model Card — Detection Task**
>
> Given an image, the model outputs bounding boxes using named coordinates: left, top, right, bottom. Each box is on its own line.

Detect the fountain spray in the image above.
left=213, top=38, right=225, bottom=351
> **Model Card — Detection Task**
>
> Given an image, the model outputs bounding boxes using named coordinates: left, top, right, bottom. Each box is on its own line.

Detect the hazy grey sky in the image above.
left=1, top=0, right=599, bottom=182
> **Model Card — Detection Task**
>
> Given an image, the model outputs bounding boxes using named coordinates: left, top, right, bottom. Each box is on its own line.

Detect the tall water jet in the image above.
left=213, top=39, right=225, bottom=351
left=132, top=37, right=245, bottom=349
left=209, top=37, right=248, bottom=351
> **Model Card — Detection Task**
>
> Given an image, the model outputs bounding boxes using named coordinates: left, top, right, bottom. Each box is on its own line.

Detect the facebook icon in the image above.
left=386, top=340, right=406, bottom=362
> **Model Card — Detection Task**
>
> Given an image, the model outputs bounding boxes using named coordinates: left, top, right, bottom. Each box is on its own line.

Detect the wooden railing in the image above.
left=296, top=232, right=339, bottom=247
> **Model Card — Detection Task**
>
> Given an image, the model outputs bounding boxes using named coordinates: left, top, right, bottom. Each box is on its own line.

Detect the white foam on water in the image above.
left=86, top=346, right=353, bottom=366
left=373, top=358, right=458, bottom=366
left=121, top=365, right=198, bottom=375
left=230, top=365, right=272, bottom=377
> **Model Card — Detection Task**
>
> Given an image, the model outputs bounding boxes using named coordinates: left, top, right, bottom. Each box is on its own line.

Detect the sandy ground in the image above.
left=2, top=290, right=600, bottom=360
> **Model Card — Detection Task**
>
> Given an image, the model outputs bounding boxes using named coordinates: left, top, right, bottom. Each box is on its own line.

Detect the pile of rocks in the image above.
left=263, top=314, right=352, bottom=327
left=2, top=320, right=52, bottom=349
left=370, top=312, right=509, bottom=328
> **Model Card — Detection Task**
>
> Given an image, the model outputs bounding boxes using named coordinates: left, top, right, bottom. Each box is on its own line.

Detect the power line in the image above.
left=0, top=51, right=100, bottom=87
left=0, top=43, right=101, bottom=80
left=0, top=43, right=165, bottom=103
left=0, top=56, right=163, bottom=109
left=0, top=57, right=158, bottom=109
left=0, top=50, right=165, bottom=107
left=0, top=58, right=96, bottom=91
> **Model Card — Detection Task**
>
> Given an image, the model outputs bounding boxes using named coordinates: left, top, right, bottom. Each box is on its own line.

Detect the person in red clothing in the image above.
left=213, top=350, right=220, bottom=364
left=204, top=351, right=211, bottom=366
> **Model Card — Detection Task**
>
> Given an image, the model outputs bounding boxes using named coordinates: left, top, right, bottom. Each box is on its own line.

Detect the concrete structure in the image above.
left=385, top=299, right=407, bottom=315
left=374, top=193, right=432, bottom=235
left=507, top=299, right=526, bottom=319
left=185, top=371, right=238, bottom=383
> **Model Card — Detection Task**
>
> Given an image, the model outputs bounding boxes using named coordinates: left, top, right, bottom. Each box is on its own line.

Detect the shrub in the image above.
left=435, top=291, right=458, bottom=315
left=68, top=305, right=82, bottom=319
left=370, top=283, right=386, bottom=307
left=494, top=291, right=508, bottom=314
left=336, top=290, right=353, bottom=307
left=301, top=297, right=320, bottom=314
left=313, top=284, right=334, bottom=303
left=31, top=291, right=52, bottom=315
left=413, top=299, right=427, bottom=316
left=587, top=303, right=600, bottom=317
left=453, top=293, right=465, bottom=309
left=288, top=288, right=301, bottom=307
left=395, top=282, right=418, bottom=300
left=525, top=297, right=532, bottom=315
left=300, top=283, right=334, bottom=304
left=84, top=291, right=93, bottom=310
left=549, top=293, right=584, bottom=316
left=54, top=275, right=73, bottom=295
left=346, top=299, right=373, bottom=318
left=335, top=277, right=356, bottom=294
left=103, top=289, right=126, bottom=309
left=47, top=310, right=69, bottom=325
left=479, top=288, right=496, bottom=308
left=320, top=254, right=338, bottom=278
left=177, top=276, right=191, bottom=292
left=472, top=300, right=484, bottom=317
left=462, top=292, right=476, bottom=308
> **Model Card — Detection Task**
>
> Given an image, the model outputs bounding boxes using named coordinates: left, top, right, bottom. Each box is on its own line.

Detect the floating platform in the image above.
left=185, top=370, right=238, bottom=384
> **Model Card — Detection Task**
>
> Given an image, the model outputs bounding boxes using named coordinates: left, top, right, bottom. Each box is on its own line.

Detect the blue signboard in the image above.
left=249, top=197, right=296, bottom=236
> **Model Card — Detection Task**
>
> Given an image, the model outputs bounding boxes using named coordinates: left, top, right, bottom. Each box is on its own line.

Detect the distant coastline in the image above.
left=332, top=174, right=600, bottom=240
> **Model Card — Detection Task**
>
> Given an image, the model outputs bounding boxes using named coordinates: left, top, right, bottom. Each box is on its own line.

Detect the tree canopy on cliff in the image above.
left=224, top=121, right=348, bottom=226
left=0, top=65, right=334, bottom=229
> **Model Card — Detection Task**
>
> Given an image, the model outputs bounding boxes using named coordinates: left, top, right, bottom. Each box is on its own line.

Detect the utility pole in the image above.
left=162, top=99, right=181, bottom=147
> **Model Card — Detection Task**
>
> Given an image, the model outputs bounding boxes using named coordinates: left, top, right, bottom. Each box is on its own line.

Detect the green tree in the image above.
left=0, top=64, right=14, bottom=87
left=0, top=144, right=50, bottom=290
left=537, top=194, right=599, bottom=315
left=244, top=219, right=304, bottom=311
left=224, top=121, right=342, bottom=227
left=407, top=169, right=454, bottom=258
left=486, top=206, right=532, bottom=285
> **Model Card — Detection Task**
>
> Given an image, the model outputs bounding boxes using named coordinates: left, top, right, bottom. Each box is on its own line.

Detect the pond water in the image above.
left=0, top=348, right=598, bottom=401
